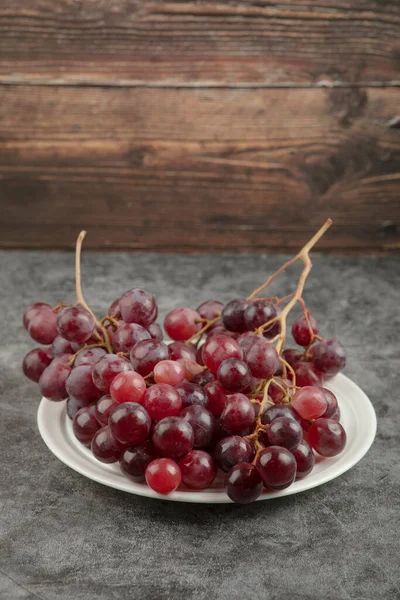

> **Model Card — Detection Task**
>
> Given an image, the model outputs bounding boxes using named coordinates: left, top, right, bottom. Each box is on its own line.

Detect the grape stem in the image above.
left=75, top=231, right=113, bottom=354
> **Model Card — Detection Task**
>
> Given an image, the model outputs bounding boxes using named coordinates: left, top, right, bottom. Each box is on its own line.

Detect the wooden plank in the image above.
left=0, top=1, right=399, bottom=86
left=0, top=86, right=399, bottom=252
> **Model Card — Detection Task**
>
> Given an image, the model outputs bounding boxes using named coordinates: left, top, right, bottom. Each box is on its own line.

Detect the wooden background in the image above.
left=0, top=0, right=399, bottom=253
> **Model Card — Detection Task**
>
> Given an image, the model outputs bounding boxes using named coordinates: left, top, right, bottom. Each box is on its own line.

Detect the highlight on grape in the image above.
left=22, top=219, right=348, bottom=503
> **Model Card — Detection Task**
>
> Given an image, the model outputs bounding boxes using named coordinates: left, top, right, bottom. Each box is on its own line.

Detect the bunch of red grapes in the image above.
left=22, top=230, right=347, bottom=503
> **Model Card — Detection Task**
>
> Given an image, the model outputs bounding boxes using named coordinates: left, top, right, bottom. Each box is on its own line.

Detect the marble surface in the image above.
left=1, top=250, right=399, bottom=600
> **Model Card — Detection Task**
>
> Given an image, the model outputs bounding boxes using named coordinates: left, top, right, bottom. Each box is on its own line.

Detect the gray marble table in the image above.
left=1, top=251, right=399, bottom=600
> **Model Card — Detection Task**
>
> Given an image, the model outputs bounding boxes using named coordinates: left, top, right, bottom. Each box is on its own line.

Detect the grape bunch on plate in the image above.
left=22, top=220, right=347, bottom=503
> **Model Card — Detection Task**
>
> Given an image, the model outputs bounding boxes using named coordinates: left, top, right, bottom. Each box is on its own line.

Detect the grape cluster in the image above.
left=22, top=224, right=348, bottom=503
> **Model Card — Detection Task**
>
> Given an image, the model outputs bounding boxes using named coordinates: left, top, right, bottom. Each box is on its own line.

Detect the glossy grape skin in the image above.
left=308, top=418, right=347, bottom=457
left=202, top=335, right=243, bottom=374
left=153, top=360, right=186, bottom=386
left=168, top=341, right=197, bottom=362
left=110, top=371, right=146, bottom=405
left=217, top=358, right=251, bottom=393
left=164, top=308, right=201, bottom=341
left=91, top=426, right=123, bottom=463
left=129, top=340, right=169, bottom=376
left=180, top=405, right=215, bottom=448
left=119, top=288, right=157, bottom=326
left=312, top=339, right=346, bottom=377
left=293, top=361, right=324, bottom=387
left=261, top=404, right=301, bottom=426
left=73, top=405, right=100, bottom=446
left=152, top=417, right=194, bottom=459
left=196, top=300, right=224, bottom=323
left=244, top=299, right=276, bottom=331
left=179, top=450, right=217, bottom=490
left=39, top=360, right=71, bottom=401
left=66, top=396, right=89, bottom=420
left=112, top=322, right=151, bottom=353
left=220, top=393, right=255, bottom=435
left=237, top=331, right=257, bottom=352
left=221, top=298, right=249, bottom=332
left=28, top=308, right=58, bottom=345
left=66, top=364, right=102, bottom=403
left=207, top=325, right=238, bottom=340
left=143, top=383, right=182, bottom=421
left=256, top=446, right=297, bottom=490
left=192, top=370, right=215, bottom=387
left=120, top=442, right=160, bottom=483
left=109, top=402, right=151, bottom=445
left=214, top=435, right=254, bottom=472
left=196, top=345, right=205, bottom=366
left=292, top=314, right=319, bottom=347
left=263, top=306, right=282, bottom=339
left=23, top=302, right=52, bottom=330
left=291, top=440, right=315, bottom=479
left=318, top=387, right=339, bottom=418
left=204, top=380, right=228, bottom=417
left=226, top=463, right=264, bottom=504
left=145, top=458, right=181, bottom=494
left=147, top=322, right=163, bottom=341
left=22, top=347, right=53, bottom=382
left=282, top=348, right=302, bottom=367
left=56, top=306, right=95, bottom=344
left=52, top=336, right=75, bottom=357
left=92, top=354, right=132, bottom=393
left=267, top=416, right=303, bottom=450
left=177, top=358, right=204, bottom=381
left=244, top=338, right=280, bottom=379
left=74, top=347, right=107, bottom=367
left=175, top=381, right=208, bottom=409
left=108, top=298, right=122, bottom=319
left=95, top=395, right=117, bottom=426
left=291, top=386, right=328, bottom=420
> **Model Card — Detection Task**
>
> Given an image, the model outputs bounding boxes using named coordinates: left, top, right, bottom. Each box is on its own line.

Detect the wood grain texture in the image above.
left=0, top=0, right=399, bottom=86
left=0, top=85, right=398, bottom=252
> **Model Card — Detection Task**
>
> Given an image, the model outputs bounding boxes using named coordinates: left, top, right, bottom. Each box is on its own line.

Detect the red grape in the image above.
left=214, top=435, right=254, bottom=472
left=154, top=360, right=186, bottom=386
left=217, top=358, right=251, bottom=392
left=308, top=418, right=346, bottom=456
left=112, top=322, right=150, bottom=353
left=92, top=354, right=132, bottom=393
left=244, top=338, right=280, bottom=379
left=263, top=305, right=282, bottom=339
left=73, top=405, right=100, bottom=446
left=175, top=381, right=208, bottom=409
left=180, top=405, right=215, bottom=447
left=318, top=387, right=339, bottom=418
left=191, top=370, right=215, bottom=387
left=196, top=300, right=224, bottom=324
left=244, top=299, right=276, bottom=331
left=179, top=450, right=217, bottom=490
left=120, top=442, right=159, bottom=483
left=168, top=341, right=197, bottom=362
left=202, top=335, right=243, bottom=374
left=237, top=331, right=257, bottom=352
left=39, top=360, right=71, bottom=401
left=291, top=386, right=327, bottom=420
left=109, top=402, right=151, bottom=445
left=221, top=298, right=249, bottom=332
left=91, top=426, right=123, bottom=463
left=119, top=288, right=157, bottom=326
left=28, top=308, right=58, bottom=345
left=56, top=306, right=95, bottom=344
left=110, top=370, right=146, bottom=405
left=312, top=339, right=346, bottom=377
left=220, top=393, right=255, bottom=435
left=293, top=361, right=324, bottom=387
left=177, top=358, right=204, bottom=381
left=204, top=380, right=228, bottom=416
left=129, top=340, right=169, bottom=376
left=74, top=347, right=107, bottom=367
left=22, top=347, right=53, bottom=382
left=261, top=404, right=300, bottom=425
left=108, top=298, right=122, bottom=319
left=95, top=394, right=117, bottom=425
left=256, top=446, right=297, bottom=490
left=66, top=396, right=89, bottom=420
left=226, top=463, right=263, bottom=504
left=66, top=364, right=102, bottom=403
left=267, top=416, right=303, bottom=450
left=152, top=417, right=194, bottom=459
left=282, top=348, right=302, bottom=367
left=145, top=458, right=181, bottom=494
left=291, top=440, right=315, bottom=479
left=143, top=383, right=182, bottom=421
left=164, top=308, right=201, bottom=341
left=23, top=302, right=52, bottom=330
left=52, top=336, right=75, bottom=356
left=147, top=322, right=163, bottom=341
left=268, top=379, right=292, bottom=404
left=292, top=314, right=319, bottom=347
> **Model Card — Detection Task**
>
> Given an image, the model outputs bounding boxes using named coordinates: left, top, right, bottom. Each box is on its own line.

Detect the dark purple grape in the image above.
left=119, top=288, right=157, bottom=326
left=95, top=394, right=117, bottom=425
left=28, top=308, right=58, bottom=345
left=204, top=380, right=228, bottom=417
left=56, top=306, right=95, bottom=344
left=73, top=405, right=100, bottom=446
left=217, top=358, right=251, bottom=392
left=175, top=381, right=208, bottom=408
left=308, top=418, right=346, bottom=457
left=267, top=416, right=303, bottom=450
left=226, top=463, right=263, bottom=504
left=92, top=354, right=132, bottom=393
left=109, top=402, right=151, bottom=445
left=293, top=361, right=324, bottom=387
left=112, top=322, right=151, bottom=353
left=292, top=314, right=319, bottom=347
left=179, top=450, right=217, bottom=490
left=244, top=299, right=276, bottom=331
left=66, top=364, right=102, bottom=403
left=22, top=347, right=53, bottom=382
left=221, top=298, right=249, bottom=332
left=180, top=405, right=215, bottom=448
left=261, top=404, right=300, bottom=425
left=191, top=370, right=215, bottom=387
left=39, top=360, right=71, bottom=401
left=66, top=396, right=89, bottom=420
left=120, top=442, right=160, bottom=483
left=256, top=446, right=296, bottom=490
left=214, top=435, right=254, bottom=472
left=291, top=440, right=315, bottom=479
left=319, top=387, right=339, bottom=418
left=129, top=340, right=169, bottom=376
left=196, top=300, right=224, bottom=323
left=75, top=347, right=107, bottom=367
left=152, top=417, right=194, bottom=459
left=312, top=339, right=346, bottom=377
left=244, top=338, right=280, bottom=378
left=91, top=426, right=123, bottom=463
left=220, top=393, right=255, bottom=434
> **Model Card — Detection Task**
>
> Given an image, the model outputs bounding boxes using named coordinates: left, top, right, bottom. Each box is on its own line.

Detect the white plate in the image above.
left=37, top=374, right=377, bottom=503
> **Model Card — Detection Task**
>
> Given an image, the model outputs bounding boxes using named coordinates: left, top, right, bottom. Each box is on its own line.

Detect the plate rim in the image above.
left=37, top=373, right=377, bottom=503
